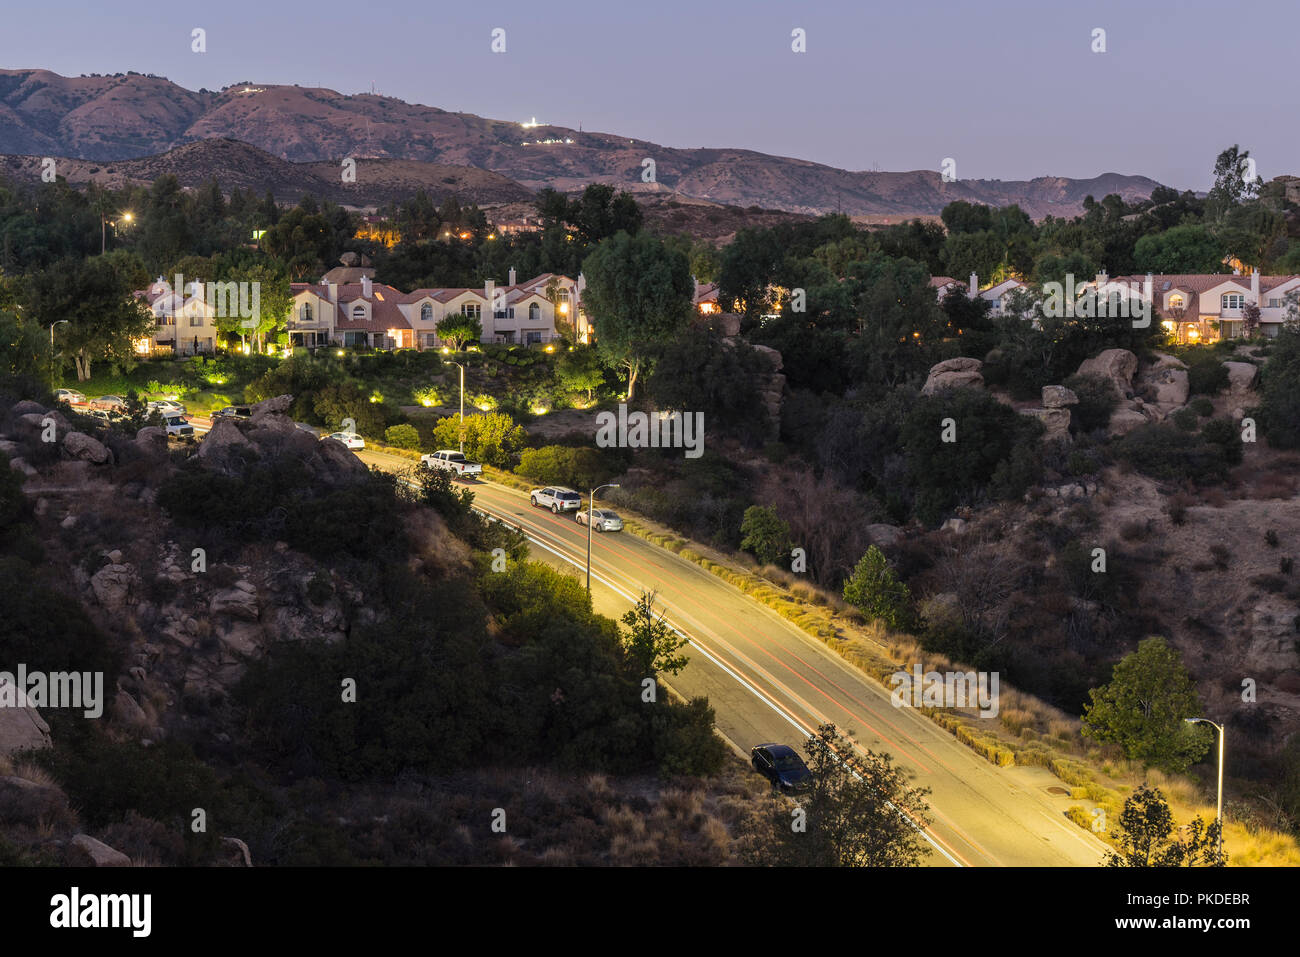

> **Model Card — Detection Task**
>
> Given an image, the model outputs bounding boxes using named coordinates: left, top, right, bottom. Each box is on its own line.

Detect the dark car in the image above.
left=751, top=744, right=812, bottom=793
left=215, top=406, right=252, bottom=418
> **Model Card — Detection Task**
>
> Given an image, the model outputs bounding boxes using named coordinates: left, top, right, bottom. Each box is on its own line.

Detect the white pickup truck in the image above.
left=420, top=449, right=482, bottom=477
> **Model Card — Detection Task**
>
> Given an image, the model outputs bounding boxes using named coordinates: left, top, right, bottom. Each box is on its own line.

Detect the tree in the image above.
left=435, top=313, right=481, bottom=351
left=555, top=345, right=606, bottom=401
left=1241, top=301, right=1261, bottom=338
left=1082, top=637, right=1212, bottom=773
left=1104, top=784, right=1225, bottom=867
left=22, top=256, right=151, bottom=381
left=431, top=411, right=525, bottom=467
left=1133, top=225, right=1226, bottom=274
left=1207, top=145, right=1260, bottom=218
left=842, top=546, right=912, bottom=630
left=1255, top=323, right=1300, bottom=448
left=620, top=589, right=689, bottom=679
left=582, top=232, right=693, bottom=400
left=758, top=724, right=932, bottom=867
left=739, top=505, right=792, bottom=566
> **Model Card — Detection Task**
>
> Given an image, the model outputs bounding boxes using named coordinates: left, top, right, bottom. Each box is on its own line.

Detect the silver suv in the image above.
left=530, top=486, right=582, bottom=514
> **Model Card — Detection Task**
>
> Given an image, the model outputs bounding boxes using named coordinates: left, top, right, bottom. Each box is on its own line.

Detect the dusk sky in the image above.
left=3, top=0, right=1294, bottom=191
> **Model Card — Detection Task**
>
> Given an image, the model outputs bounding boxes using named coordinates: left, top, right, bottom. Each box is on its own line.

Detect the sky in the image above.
left=2, top=0, right=1294, bottom=191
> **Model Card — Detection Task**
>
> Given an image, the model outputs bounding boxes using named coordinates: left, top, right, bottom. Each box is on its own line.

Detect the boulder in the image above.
left=1107, top=407, right=1150, bottom=437
left=68, top=834, right=131, bottom=867
left=1077, top=348, right=1138, bottom=397
left=8, top=457, right=37, bottom=477
left=111, top=690, right=148, bottom=728
left=197, top=416, right=255, bottom=465
left=1041, top=385, right=1079, bottom=409
left=940, top=517, right=968, bottom=534
left=10, top=400, right=47, bottom=418
left=0, top=684, right=52, bottom=756
left=134, top=426, right=168, bottom=457
left=62, top=431, right=111, bottom=464
left=19, top=410, right=71, bottom=440
left=219, top=836, right=254, bottom=868
left=1140, top=365, right=1189, bottom=408
left=210, top=586, right=259, bottom=622
left=250, top=395, right=293, bottom=419
left=90, top=563, right=136, bottom=611
left=865, top=524, right=903, bottom=547
left=0, top=776, right=68, bottom=825
left=313, top=434, right=370, bottom=481
left=1224, top=361, right=1259, bottom=395
left=921, top=357, right=983, bottom=396
left=1021, top=407, right=1072, bottom=442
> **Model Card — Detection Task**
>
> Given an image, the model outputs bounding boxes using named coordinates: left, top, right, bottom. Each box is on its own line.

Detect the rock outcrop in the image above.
left=1077, top=348, right=1138, bottom=398
left=921, top=357, right=983, bottom=395
left=1225, top=361, right=1259, bottom=395
left=68, top=834, right=131, bottom=867
left=63, top=431, right=111, bottom=464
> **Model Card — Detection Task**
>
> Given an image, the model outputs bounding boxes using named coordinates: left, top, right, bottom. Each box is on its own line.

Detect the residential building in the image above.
left=693, top=279, right=721, bottom=315
left=132, top=278, right=220, bottom=356
left=1095, top=272, right=1300, bottom=343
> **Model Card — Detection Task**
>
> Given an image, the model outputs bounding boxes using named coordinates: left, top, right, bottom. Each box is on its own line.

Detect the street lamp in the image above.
left=586, top=483, right=620, bottom=594
left=1185, top=717, right=1225, bottom=858
left=100, top=210, right=132, bottom=255
left=447, top=360, right=465, bottom=454
left=48, top=320, right=69, bottom=384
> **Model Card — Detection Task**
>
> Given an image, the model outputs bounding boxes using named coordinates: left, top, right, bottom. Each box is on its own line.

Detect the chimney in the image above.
left=1096, top=270, right=1107, bottom=286
left=968, top=272, right=978, bottom=299
left=485, top=279, right=495, bottom=312
left=1251, top=269, right=1260, bottom=304
left=361, top=275, right=373, bottom=298
left=508, top=266, right=517, bottom=286
left=325, top=281, right=337, bottom=302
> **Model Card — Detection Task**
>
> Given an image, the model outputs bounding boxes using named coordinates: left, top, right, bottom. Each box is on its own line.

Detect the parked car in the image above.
left=161, top=415, right=195, bottom=440
left=751, top=744, right=813, bottom=793
left=323, top=431, right=365, bottom=450
left=420, top=449, right=482, bottom=477
left=214, top=405, right=252, bottom=418
left=576, top=508, right=623, bottom=532
left=54, top=389, right=87, bottom=406
left=87, top=409, right=126, bottom=424
left=89, top=395, right=127, bottom=412
left=530, top=487, right=582, bottom=513
left=148, top=399, right=188, bottom=417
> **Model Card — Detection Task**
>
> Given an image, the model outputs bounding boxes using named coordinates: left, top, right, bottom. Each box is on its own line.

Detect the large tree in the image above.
left=582, top=231, right=693, bottom=400
left=1082, top=636, right=1211, bottom=773
left=1104, top=784, right=1225, bottom=867
left=23, top=256, right=151, bottom=381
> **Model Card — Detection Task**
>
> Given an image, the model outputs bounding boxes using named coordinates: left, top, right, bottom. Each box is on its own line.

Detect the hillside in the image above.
left=0, top=69, right=1163, bottom=219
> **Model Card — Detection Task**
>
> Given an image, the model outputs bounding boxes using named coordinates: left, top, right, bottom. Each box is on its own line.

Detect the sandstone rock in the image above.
left=250, top=394, right=293, bottom=418
left=1077, top=348, right=1138, bottom=397
left=62, top=431, right=111, bottom=464
left=1041, top=385, right=1079, bottom=408
left=219, top=836, right=254, bottom=867
left=19, top=410, right=71, bottom=439
left=211, top=587, right=259, bottom=622
left=940, top=517, right=968, bottom=534
left=1141, top=365, right=1189, bottom=408
left=90, top=563, right=135, bottom=611
left=865, top=524, right=903, bottom=547
left=1224, top=361, right=1259, bottom=395
left=197, top=416, right=255, bottom=465
left=1107, top=407, right=1150, bottom=437
left=9, top=457, right=37, bottom=477
left=60, top=514, right=77, bottom=529
left=111, top=690, right=148, bottom=727
left=922, top=357, right=984, bottom=396
left=0, top=684, right=52, bottom=756
left=1021, top=407, right=1072, bottom=442
left=68, top=834, right=131, bottom=867
left=10, top=400, right=47, bottom=418
left=134, top=426, right=167, bottom=456
left=0, top=776, right=68, bottom=825
left=313, top=434, right=370, bottom=481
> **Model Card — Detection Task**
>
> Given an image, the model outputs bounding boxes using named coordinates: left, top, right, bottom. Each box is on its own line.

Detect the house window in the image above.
left=494, top=307, right=515, bottom=320
left=301, top=303, right=313, bottom=321
left=189, top=315, right=203, bottom=327
left=462, top=303, right=481, bottom=319
left=1168, top=294, right=1184, bottom=310
left=1222, top=294, right=1244, bottom=310
left=1268, top=298, right=1282, bottom=308
left=421, top=303, right=433, bottom=322
left=352, top=304, right=367, bottom=319
left=529, top=302, right=540, bottom=321
left=422, top=333, right=438, bottom=347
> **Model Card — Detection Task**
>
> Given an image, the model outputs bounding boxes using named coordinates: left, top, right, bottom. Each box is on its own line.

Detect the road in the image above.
left=355, top=447, right=1107, bottom=866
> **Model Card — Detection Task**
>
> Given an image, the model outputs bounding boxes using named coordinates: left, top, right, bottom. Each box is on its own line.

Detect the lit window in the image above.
left=1222, top=294, right=1244, bottom=310
left=352, top=304, right=366, bottom=318
left=1168, top=294, right=1183, bottom=310
left=421, top=304, right=432, bottom=322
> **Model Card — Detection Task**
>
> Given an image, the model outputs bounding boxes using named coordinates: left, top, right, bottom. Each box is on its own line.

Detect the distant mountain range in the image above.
left=0, top=68, right=1165, bottom=219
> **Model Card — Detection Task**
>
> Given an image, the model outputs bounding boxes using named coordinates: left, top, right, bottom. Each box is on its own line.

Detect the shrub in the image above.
left=739, top=505, right=792, bottom=566
left=1185, top=353, right=1230, bottom=396
left=1063, top=373, right=1118, bottom=433
left=384, top=424, right=421, bottom=450
left=1171, top=407, right=1199, bottom=432
left=1165, top=490, right=1194, bottom=525
left=1266, top=529, right=1280, bottom=548
left=842, top=546, right=912, bottom=631
left=1190, top=396, right=1214, bottom=417
left=1114, top=423, right=1231, bottom=483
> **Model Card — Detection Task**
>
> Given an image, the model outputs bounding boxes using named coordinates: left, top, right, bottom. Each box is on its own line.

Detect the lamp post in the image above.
left=100, top=211, right=132, bottom=255
left=48, top=320, right=69, bottom=385
left=447, top=360, right=465, bottom=454
left=1185, top=717, right=1225, bottom=858
left=586, top=483, right=620, bottom=594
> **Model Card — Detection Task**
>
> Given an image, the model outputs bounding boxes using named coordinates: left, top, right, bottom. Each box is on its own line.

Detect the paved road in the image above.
left=356, top=448, right=1108, bottom=867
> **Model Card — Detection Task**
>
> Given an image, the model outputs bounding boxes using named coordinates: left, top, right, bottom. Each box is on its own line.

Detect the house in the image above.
left=960, top=273, right=1030, bottom=316
left=1092, top=272, right=1300, bottom=343
left=693, top=280, right=721, bottom=315
left=288, top=269, right=567, bottom=350
left=929, top=276, right=966, bottom=300
left=132, top=278, right=220, bottom=356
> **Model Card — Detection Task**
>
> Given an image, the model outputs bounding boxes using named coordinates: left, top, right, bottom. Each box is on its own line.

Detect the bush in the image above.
left=1199, top=417, right=1243, bottom=465
left=1114, top=423, right=1231, bottom=483
left=516, top=445, right=620, bottom=491
left=842, top=546, right=912, bottom=630
left=1171, top=407, right=1199, bottom=432
left=384, top=423, right=421, bottom=450
left=739, top=505, right=792, bottom=566
left=1190, top=396, right=1214, bottom=417
left=1185, top=353, right=1230, bottom=396
left=1063, top=373, right=1118, bottom=433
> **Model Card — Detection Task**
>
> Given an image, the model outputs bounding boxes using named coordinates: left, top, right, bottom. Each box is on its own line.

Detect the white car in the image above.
left=148, top=399, right=188, bottom=417
left=530, top=486, right=582, bottom=514
left=576, top=508, right=623, bottom=532
left=420, top=449, right=482, bottom=477
left=324, top=431, right=365, bottom=450
left=161, top=415, right=195, bottom=440
left=55, top=389, right=87, bottom=406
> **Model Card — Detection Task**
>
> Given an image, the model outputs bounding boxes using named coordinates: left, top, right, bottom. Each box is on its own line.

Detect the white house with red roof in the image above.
left=132, top=277, right=220, bottom=356
left=1091, top=271, right=1300, bottom=343
left=289, top=269, right=568, bottom=349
